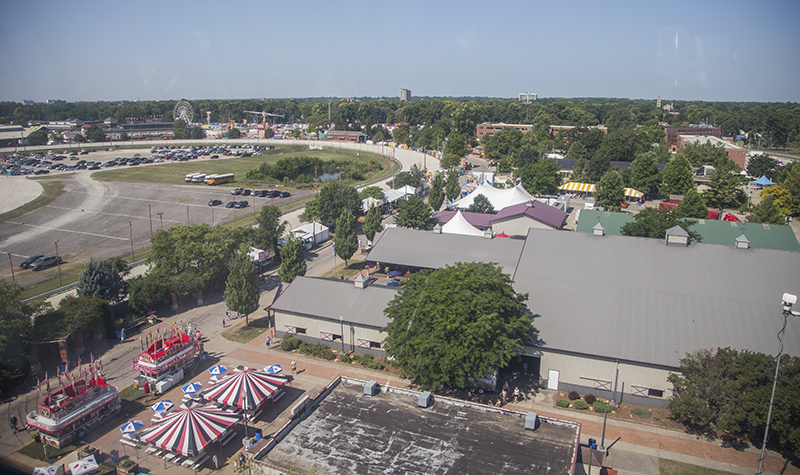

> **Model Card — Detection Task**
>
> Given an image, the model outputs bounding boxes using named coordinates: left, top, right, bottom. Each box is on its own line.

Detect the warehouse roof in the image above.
left=514, top=228, right=800, bottom=368
left=367, top=227, right=525, bottom=273
left=270, top=277, right=397, bottom=329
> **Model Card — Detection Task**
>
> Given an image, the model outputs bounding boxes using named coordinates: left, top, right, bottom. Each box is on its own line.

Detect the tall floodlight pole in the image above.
left=157, top=212, right=164, bottom=230
left=129, top=221, right=135, bottom=260
left=756, top=293, right=799, bottom=474
left=149, top=204, right=153, bottom=237
left=54, top=241, right=62, bottom=287
left=8, top=253, right=16, bottom=284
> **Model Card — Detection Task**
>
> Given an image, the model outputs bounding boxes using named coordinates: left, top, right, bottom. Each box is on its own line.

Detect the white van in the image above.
left=185, top=172, right=202, bottom=182
left=191, top=174, right=207, bottom=183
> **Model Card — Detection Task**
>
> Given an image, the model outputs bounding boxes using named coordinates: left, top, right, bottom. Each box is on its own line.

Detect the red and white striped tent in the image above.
left=202, top=368, right=289, bottom=411
left=139, top=404, right=239, bottom=457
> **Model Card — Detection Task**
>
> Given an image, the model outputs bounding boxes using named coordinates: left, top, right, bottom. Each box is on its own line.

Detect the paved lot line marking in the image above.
left=10, top=222, right=129, bottom=240
left=44, top=205, right=182, bottom=223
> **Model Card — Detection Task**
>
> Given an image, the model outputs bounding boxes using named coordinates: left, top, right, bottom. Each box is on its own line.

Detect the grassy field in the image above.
left=0, top=179, right=65, bottom=225
left=659, top=459, right=738, bottom=475
left=91, top=146, right=393, bottom=188
left=222, top=316, right=271, bottom=343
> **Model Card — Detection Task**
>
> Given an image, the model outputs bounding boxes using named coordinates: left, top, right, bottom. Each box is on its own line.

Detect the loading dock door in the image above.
left=547, top=369, right=559, bottom=390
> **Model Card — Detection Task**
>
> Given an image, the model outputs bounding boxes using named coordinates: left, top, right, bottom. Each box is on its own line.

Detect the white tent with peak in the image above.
left=454, top=183, right=533, bottom=211
left=441, top=210, right=485, bottom=237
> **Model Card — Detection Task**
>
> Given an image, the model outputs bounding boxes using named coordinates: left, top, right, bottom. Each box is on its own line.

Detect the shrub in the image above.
left=584, top=393, right=597, bottom=405
left=568, top=391, right=580, bottom=400
left=350, top=354, right=361, bottom=363
left=280, top=336, right=302, bottom=351
left=339, top=354, right=352, bottom=364
left=574, top=400, right=589, bottom=410
left=556, top=399, right=570, bottom=408
left=298, top=342, right=336, bottom=360
left=631, top=407, right=652, bottom=419
left=593, top=400, right=610, bottom=413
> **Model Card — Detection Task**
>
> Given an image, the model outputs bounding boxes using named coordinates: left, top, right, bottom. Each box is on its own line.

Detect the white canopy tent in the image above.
left=454, top=183, right=533, bottom=210
left=441, top=210, right=485, bottom=237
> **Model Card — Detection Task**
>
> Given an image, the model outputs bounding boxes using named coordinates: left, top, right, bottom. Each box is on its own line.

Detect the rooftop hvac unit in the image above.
left=525, top=412, right=539, bottom=431
left=418, top=391, right=433, bottom=408
left=364, top=380, right=379, bottom=396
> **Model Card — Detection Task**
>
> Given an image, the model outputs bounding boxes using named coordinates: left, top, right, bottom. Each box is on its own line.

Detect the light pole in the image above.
left=339, top=315, right=344, bottom=354
left=157, top=212, right=164, bottom=230
left=186, top=206, right=190, bottom=225
left=756, top=292, right=799, bottom=474
left=129, top=221, right=135, bottom=260
left=148, top=204, right=153, bottom=237
left=8, top=253, right=16, bottom=284
left=54, top=241, right=62, bottom=287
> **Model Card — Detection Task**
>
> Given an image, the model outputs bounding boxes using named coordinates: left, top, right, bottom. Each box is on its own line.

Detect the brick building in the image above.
left=475, top=122, right=533, bottom=139
left=665, top=124, right=721, bottom=150
left=676, top=135, right=747, bottom=169
left=325, top=130, right=366, bottom=143
left=548, top=124, right=608, bottom=139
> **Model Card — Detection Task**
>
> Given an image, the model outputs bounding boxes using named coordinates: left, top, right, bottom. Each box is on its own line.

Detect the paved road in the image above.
left=0, top=176, right=43, bottom=215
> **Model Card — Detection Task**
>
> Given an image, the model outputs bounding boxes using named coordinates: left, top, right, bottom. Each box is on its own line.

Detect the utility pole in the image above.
left=129, top=221, right=135, bottom=260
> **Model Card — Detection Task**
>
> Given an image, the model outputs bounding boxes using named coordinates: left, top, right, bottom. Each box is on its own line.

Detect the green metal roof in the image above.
left=576, top=209, right=800, bottom=251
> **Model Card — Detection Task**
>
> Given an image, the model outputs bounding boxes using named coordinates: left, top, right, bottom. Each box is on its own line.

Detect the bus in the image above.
left=185, top=172, right=202, bottom=182
left=207, top=173, right=234, bottom=185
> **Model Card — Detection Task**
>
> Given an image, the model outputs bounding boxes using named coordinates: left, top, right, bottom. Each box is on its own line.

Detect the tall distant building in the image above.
left=657, top=96, right=662, bottom=108
left=400, top=89, right=411, bottom=101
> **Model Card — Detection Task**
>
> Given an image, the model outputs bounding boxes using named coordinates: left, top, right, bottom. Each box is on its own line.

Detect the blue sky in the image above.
left=1, top=0, right=798, bottom=103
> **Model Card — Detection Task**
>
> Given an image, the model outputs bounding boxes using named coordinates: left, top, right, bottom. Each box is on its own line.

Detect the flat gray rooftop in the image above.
left=266, top=380, right=579, bottom=474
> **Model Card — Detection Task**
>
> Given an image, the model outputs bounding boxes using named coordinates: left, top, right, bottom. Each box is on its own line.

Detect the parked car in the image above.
left=278, top=191, right=291, bottom=198
left=241, top=189, right=252, bottom=196
left=225, top=201, right=236, bottom=208
left=467, top=385, right=495, bottom=395
left=20, top=254, right=45, bottom=269
left=253, top=190, right=269, bottom=197
left=33, top=169, right=50, bottom=175
left=30, top=255, right=63, bottom=271
left=234, top=200, right=249, bottom=208
left=231, top=188, right=244, bottom=195
left=208, top=199, right=223, bottom=206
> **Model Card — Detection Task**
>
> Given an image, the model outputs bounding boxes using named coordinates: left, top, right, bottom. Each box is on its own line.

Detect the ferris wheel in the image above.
left=173, top=99, right=194, bottom=124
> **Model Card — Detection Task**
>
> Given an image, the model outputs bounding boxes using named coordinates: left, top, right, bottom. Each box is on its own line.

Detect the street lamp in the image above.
left=186, top=206, right=190, bottom=225
left=339, top=315, right=344, bottom=354
left=157, top=212, right=164, bottom=230
left=756, top=292, right=799, bottom=475
left=8, top=253, right=16, bottom=284
left=54, top=241, right=62, bottom=287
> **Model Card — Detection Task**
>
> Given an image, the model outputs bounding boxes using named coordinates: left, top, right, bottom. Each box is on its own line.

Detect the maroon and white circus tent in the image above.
left=139, top=404, right=239, bottom=457
left=202, top=369, right=289, bottom=410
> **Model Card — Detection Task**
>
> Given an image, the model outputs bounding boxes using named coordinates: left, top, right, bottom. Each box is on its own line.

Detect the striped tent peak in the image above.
left=202, top=369, right=290, bottom=410
left=140, top=405, right=239, bottom=457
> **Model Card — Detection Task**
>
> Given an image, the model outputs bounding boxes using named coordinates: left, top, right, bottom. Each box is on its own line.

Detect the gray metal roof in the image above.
left=367, top=227, right=525, bottom=273
left=270, top=276, right=397, bottom=328
left=513, top=229, right=800, bottom=368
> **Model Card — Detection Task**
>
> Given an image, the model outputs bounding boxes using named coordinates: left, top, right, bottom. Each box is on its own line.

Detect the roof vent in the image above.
left=665, top=225, right=690, bottom=246
left=526, top=201, right=533, bottom=207
left=418, top=391, right=433, bottom=408
left=433, top=223, right=442, bottom=234
left=735, top=234, right=750, bottom=250
left=354, top=273, right=368, bottom=289
left=525, top=412, right=539, bottom=431
left=592, top=222, right=605, bottom=236
left=484, top=229, right=494, bottom=239
left=364, top=380, right=379, bottom=397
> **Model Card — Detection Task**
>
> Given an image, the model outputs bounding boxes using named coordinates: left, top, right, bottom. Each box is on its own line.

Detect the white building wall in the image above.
left=275, top=311, right=386, bottom=354
left=530, top=347, right=675, bottom=405
left=492, top=216, right=553, bottom=236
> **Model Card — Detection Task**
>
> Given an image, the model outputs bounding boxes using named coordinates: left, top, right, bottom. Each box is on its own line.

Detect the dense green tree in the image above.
left=441, top=132, right=467, bottom=169
left=515, top=158, right=562, bottom=195
left=27, top=128, right=48, bottom=146
left=363, top=205, right=383, bottom=242
left=253, top=205, right=287, bottom=256
left=0, top=282, right=40, bottom=372
left=445, top=169, right=461, bottom=202
left=292, top=128, right=302, bottom=138
left=748, top=195, right=784, bottom=225
left=595, top=170, right=626, bottom=211
left=482, top=127, right=523, bottom=162
left=300, top=181, right=361, bottom=231
left=566, top=142, right=586, bottom=162
left=467, top=194, right=495, bottom=214
left=85, top=125, right=106, bottom=142
left=227, top=127, right=242, bottom=139
left=382, top=262, right=535, bottom=390
left=780, top=164, right=800, bottom=216
left=514, top=145, right=540, bottom=169
left=674, top=188, right=708, bottom=219
left=598, top=128, right=638, bottom=162
left=703, top=166, right=746, bottom=210
left=428, top=174, right=445, bottom=212
left=746, top=155, right=777, bottom=180
left=119, top=132, right=130, bottom=141
left=334, top=208, right=358, bottom=266
left=628, top=151, right=662, bottom=196
left=358, top=186, right=385, bottom=200
left=73, top=133, right=86, bottom=143
left=677, top=142, right=730, bottom=167
left=190, top=126, right=205, bottom=139
left=586, top=156, right=611, bottom=183
left=173, top=119, right=188, bottom=139
left=661, top=155, right=695, bottom=196
left=621, top=208, right=700, bottom=241
left=264, top=127, right=275, bottom=139
left=128, top=270, right=172, bottom=316
left=76, top=259, right=129, bottom=305
left=394, top=196, right=431, bottom=229
left=668, top=348, right=800, bottom=453
left=761, top=185, right=795, bottom=217
left=278, top=236, right=307, bottom=283
left=224, top=249, right=260, bottom=326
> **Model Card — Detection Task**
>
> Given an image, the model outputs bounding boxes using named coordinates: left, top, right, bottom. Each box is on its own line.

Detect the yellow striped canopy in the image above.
left=558, top=182, right=595, bottom=192
left=624, top=188, right=644, bottom=198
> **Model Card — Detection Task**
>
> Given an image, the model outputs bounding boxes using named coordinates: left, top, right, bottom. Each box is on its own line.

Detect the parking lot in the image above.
left=0, top=149, right=299, bottom=287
